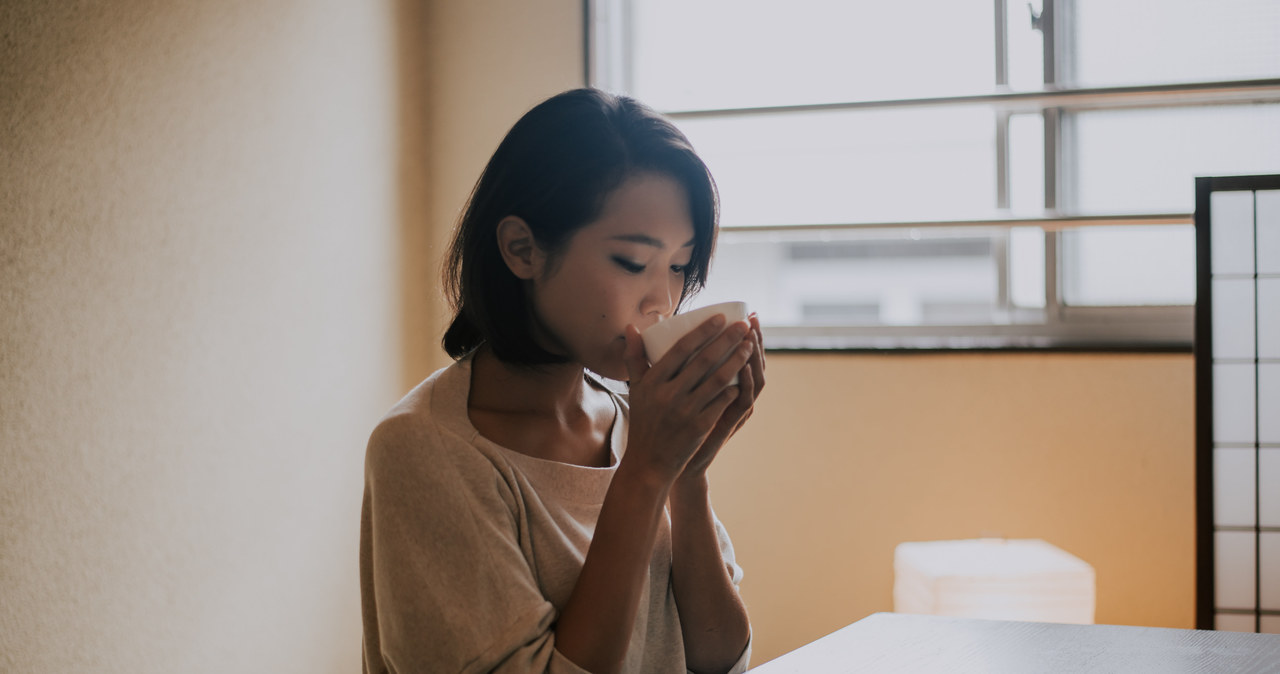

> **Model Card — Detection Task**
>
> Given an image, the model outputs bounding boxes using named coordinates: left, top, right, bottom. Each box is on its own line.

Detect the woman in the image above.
left=359, top=88, right=765, bottom=674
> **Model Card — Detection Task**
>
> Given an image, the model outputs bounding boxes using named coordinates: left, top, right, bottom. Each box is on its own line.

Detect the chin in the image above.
left=584, top=348, right=630, bottom=382
left=581, top=339, right=631, bottom=382
left=590, top=361, right=630, bottom=382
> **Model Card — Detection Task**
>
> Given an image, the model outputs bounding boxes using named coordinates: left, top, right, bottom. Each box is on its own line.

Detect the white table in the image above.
left=750, top=612, right=1280, bottom=673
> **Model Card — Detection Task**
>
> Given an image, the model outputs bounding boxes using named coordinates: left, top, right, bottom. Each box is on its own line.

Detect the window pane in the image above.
left=1211, top=191, right=1257, bottom=276
left=1214, top=363, right=1257, bottom=445
left=1073, top=105, right=1280, bottom=213
left=1262, top=363, right=1280, bottom=444
left=692, top=228, right=1005, bottom=327
left=1212, top=278, right=1256, bottom=360
left=1009, top=227, right=1045, bottom=308
left=1062, top=225, right=1195, bottom=306
left=1264, top=533, right=1280, bottom=611
left=1213, top=449, right=1257, bottom=527
left=1006, top=0, right=1044, bottom=91
left=1216, top=613, right=1257, bottom=633
left=1263, top=449, right=1280, bottom=528
left=1216, top=530, right=1257, bottom=610
left=630, top=0, right=994, bottom=110
left=1259, top=190, right=1280, bottom=275
left=1261, top=278, right=1280, bottom=360
left=1008, top=114, right=1045, bottom=215
left=1074, top=0, right=1280, bottom=87
left=675, top=106, right=996, bottom=227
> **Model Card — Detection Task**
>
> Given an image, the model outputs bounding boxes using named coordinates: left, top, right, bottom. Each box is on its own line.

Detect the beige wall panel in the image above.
left=416, top=0, right=586, bottom=378
left=708, top=352, right=1196, bottom=664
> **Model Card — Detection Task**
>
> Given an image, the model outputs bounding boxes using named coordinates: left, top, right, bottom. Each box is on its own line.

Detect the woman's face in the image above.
left=529, top=172, right=697, bottom=380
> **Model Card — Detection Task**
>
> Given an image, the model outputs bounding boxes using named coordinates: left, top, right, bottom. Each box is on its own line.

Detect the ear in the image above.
left=495, top=216, right=543, bottom=280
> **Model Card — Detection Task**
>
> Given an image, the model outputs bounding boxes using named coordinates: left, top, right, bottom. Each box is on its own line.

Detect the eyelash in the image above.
left=613, top=257, right=688, bottom=275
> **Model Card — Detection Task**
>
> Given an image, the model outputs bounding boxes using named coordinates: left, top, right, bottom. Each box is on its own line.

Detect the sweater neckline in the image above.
left=433, top=354, right=628, bottom=476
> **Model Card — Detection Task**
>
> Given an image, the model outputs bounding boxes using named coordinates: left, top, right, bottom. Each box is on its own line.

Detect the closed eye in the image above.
left=670, top=264, right=688, bottom=275
left=612, top=256, right=645, bottom=274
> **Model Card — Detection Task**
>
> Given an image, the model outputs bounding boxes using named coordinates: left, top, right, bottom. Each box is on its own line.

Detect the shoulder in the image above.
left=365, top=363, right=473, bottom=480
left=365, top=375, right=441, bottom=468
left=364, top=361, right=518, bottom=499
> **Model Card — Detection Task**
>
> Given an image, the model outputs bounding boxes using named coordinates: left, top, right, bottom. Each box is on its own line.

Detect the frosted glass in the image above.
left=1216, top=531, right=1257, bottom=610
left=1263, top=533, right=1280, bottom=611
left=1260, top=364, right=1280, bottom=444
left=1216, top=613, right=1257, bottom=633
left=1214, top=449, right=1256, bottom=527
left=1214, top=364, right=1257, bottom=444
left=629, top=0, right=994, bottom=110
left=1211, top=191, right=1256, bottom=277
left=1005, top=0, right=1044, bottom=92
left=696, top=227, right=1006, bottom=328
left=1259, top=191, right=1280, bottom=275
left=1009, top=227, right=1046, bottom=309
left=1262, top=449, right=1280, bottom=528
left=1076, top=107, right=1280, bottom=214
left=1212, top=279, right=1256, bottom=360
left=1260, top=279, right=1280, bottom=360
left=675, top=106, right=996, bottom=227
left=1075, top=0, right=1280, bottom=88
left=1062, top=226, right=1195, bottom=306
left=1008, top=115, right=1045, bottom=216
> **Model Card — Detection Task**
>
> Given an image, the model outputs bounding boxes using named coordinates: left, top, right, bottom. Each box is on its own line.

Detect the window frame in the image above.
left=585, top=0, right=1280, bottom=350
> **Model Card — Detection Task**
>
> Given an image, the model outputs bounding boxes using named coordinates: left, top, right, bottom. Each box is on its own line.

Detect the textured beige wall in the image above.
left=707, top=352, right=1196, bottom=664
left=1, top=1, right=406, bottom=671
left=413, top=0, right=588, bottom=377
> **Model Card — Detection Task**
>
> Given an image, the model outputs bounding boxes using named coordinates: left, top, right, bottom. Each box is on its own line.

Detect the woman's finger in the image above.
left=696, top=364, right=755, bottom=460
left=727, top=362, right=754, bottom=419
left=747, top=319, right=766, bottom=399
left=750, top=313, right=766, bottom=372
left=689, top=330, right=752, bottom=404
left=648, top=313, right=726, bottom=382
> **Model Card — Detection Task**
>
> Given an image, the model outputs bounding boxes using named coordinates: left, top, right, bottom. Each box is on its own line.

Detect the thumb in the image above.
left=623, top=324, right=649, bottom=384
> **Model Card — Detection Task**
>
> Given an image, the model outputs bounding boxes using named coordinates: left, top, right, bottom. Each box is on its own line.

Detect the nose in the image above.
left=641, top=271, right=678, bottom=320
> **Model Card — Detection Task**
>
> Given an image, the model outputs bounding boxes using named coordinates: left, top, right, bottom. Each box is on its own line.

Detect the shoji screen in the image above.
left=1195, top=174, right=1280, bottom=633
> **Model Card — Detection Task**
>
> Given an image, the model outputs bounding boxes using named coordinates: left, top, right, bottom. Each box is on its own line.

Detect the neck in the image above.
left=469, top=345, right=592, bottom=419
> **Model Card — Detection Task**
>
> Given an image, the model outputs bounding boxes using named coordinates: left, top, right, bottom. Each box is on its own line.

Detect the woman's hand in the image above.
left=676, top=313, right=766, bottom=483
left=622, top=314, right=756, bottom=484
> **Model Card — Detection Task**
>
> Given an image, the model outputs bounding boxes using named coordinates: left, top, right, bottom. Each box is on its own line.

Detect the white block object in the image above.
left=894, top=538, right=1096, bottom=625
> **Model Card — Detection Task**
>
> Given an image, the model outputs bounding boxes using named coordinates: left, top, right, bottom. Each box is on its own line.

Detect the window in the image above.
left=588, top=0, right=1280, bottom=349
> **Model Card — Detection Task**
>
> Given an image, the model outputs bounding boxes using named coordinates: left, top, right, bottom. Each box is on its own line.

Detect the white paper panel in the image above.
left=1258, top=190, right=1280, bottom=275
left=1260, top=278, right=1280, bottom=360
left=1215, top=364, right=1257, bottom=444
left=1215, top=531, right=1257, bottom=609
left=1261, top=363, right=1280, bottom=444
left=1213, top=279, right=1256, bottom=360
left=1214, top=449, right=1257, bottom=527
left=1216, top=613, right=1257, bottom=633
left=1261, top=449, right=1280, bottom=528
left=1211, top=191, right=1255, bottom=276
left=1263, top=615, right=1280, bottom=635
left=1262, top=533, right=1280, bottom=611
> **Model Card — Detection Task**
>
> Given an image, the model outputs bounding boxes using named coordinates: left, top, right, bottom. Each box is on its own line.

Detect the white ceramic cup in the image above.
left=641, top=301, right=749, bottom=385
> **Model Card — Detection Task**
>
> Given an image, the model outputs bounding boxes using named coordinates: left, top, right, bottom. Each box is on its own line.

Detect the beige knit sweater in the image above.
left=359, top=356, right=751, bottom=673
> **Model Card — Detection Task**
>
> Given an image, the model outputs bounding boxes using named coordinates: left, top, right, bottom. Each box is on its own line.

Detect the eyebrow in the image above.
left=609, top=234, right=696, bottom=248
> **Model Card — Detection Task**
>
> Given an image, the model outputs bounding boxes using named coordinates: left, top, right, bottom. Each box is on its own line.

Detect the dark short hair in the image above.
left=441, top=88, right=719, bottom=365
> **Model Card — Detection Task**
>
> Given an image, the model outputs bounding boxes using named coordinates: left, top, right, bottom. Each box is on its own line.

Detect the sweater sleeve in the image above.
left=359, top=413, right=588, bottom=674
left=712, top=512, right=752, bottom=674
